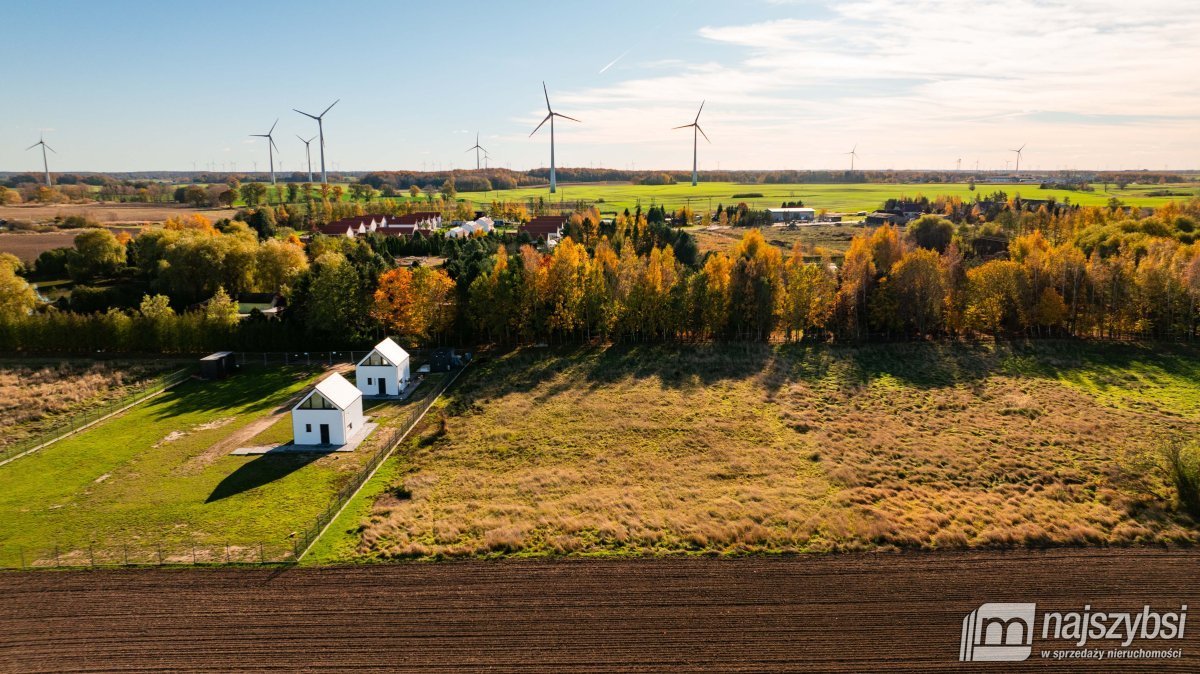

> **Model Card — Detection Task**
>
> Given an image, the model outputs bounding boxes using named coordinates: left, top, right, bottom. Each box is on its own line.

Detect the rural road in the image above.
left=2, top=549, right=1198, bottom=672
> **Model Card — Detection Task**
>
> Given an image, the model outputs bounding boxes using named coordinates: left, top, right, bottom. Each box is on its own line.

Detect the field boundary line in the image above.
left=0, top=369, right=190, bottom=469
left=296, top=363, right=471, bottom=563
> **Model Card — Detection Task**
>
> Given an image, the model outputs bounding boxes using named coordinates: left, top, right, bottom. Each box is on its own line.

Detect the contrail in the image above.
left=599, top=49, right=631, bottom=74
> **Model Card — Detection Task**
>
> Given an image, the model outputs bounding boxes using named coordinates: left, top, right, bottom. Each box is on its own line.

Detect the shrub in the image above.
left=1160, top=439, right=1200, bottom=518
left=731, top=192, right=763, bottom=198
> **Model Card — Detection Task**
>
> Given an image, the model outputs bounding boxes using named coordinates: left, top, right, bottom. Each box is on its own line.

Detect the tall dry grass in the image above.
left=0, top=361, right=169, bottom=448
left=356, top=343, right=1200, bottom=559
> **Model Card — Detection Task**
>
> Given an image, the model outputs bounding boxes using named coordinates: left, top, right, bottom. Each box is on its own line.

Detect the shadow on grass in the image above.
left=206, top=452, right=323, bottom=502
left=146, top=366, right=322, bottom=421
left=449, top=340, right=1200, bottom=405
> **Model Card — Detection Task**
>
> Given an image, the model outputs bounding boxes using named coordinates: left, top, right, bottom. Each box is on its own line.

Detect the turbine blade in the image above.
left=530, top=113, right=552, bottom=137
left=44, top=144, right=56, bottom=153
left=271, top=137, right=279, bottom=152
left=25, top=142, right=39, bottom=151
left=321, top=99, right=339, bottom=117
left=672, top=123, right=693, bottom=130
left=696, top=124, right=710, bottom=143
left=695, top=100, right=705, bottom=123
left=269, top=119, right=278, bottom=134
left=554, top=113, right=580, bottom=123
left=296, top=135, right=306, bottom=143
left=294, top=108, right=318, bottom=120
left=543, top=82, right=551, bottom=112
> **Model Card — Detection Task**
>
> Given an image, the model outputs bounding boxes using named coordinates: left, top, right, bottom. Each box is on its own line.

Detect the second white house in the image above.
left=355, top=337, right=411, bottom=398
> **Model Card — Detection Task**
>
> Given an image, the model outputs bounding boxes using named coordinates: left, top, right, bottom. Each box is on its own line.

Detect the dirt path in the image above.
left=187, top=364, right=354, bottom=469
left=2, top=549, right=1198, bottom=672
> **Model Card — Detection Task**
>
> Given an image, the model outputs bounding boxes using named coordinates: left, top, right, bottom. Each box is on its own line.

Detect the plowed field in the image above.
left=2, top=550, right=1197, bottom=672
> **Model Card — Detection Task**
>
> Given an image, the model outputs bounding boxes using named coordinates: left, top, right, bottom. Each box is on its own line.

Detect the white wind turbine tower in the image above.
left=26, top=134, right=56, bottom=186
left=673, top=101, right=710, bottom=187
left=251, top=120, right=280, bottom=185
left=297, top=135, right=316, bottom=183
left=294, top=99, right=339, bottom=184
left=466, top=133, right=487, bottom=170
left=845, top=144, right=859, bottom=171
left=1011, top=144, right=1026, bottom=174
left=530, top=82, right=579, bottom=194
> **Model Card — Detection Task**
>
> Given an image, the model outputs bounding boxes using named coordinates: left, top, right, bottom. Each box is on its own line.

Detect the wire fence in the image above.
left=0, top=368, right=191, bottom=466
left=0, top=362, right=469, bottom=571
left=0, top=540, right=298, bottom=569
left=231, top=349, right=433, bottom=368
left=292, top=363, right=469, bottom=560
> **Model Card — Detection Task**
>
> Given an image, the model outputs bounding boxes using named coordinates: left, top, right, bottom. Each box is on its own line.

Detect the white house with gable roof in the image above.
left=292, top=372, right=364, bottom=446
left=355, top=337, right=411, bottom=397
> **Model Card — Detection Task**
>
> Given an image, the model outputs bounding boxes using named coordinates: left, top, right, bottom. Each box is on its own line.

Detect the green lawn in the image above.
left=449, top=181, right=1200, bottom=215
left=0, top=367, right=346, bottom=565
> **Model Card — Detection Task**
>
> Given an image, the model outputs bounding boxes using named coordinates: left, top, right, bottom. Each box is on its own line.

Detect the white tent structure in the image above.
left=292, top=372, right=364, bottom=446
left=355, top=337, right=411, bottom=397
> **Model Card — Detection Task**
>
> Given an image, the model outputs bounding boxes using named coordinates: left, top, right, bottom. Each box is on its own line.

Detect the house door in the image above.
left=378, top=378, right=386, bottom=396
left=319, top=424, right=330, bottom=445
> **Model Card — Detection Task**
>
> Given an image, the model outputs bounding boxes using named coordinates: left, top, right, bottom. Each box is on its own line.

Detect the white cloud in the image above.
left=537, top=0, right=1200, bottom=169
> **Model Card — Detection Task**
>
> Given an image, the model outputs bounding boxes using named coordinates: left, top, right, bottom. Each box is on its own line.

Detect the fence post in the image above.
left=89, top=543, right=95, bottom=567
left=225, top=542, right=230, bottom=563
left=53, top=545, right=59, bottom=567
left=123, top=545, right=129, bottom=566
left=19, top=547, right=25, bottom=570
left=259, top=542, right=265, bottom=564
left=192, top=542, right=197, bottom=565
left=157, top=546, right=164, bottom=566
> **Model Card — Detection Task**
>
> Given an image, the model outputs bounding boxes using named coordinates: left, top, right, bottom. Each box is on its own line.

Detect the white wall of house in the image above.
left=293, top=408, right=349, bottom=445
left=357, top=363, right=409, bottom=396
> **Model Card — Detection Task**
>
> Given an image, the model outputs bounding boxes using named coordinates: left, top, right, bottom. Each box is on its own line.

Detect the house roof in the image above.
left=299, top=372, right=361, bottom=411
left=362, top=337, right=409, bottom=367
left=391, top=211, right=441, bottom=225
left=519, top=215, right=567, bottom=237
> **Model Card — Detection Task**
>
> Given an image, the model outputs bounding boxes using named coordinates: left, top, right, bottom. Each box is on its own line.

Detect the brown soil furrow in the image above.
left=2, top=550, right=1199, bottom=671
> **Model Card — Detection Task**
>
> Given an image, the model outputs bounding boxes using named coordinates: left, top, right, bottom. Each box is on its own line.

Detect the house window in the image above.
left=367, top=377, right=373, bottom=385
left=305, top=424, right=311, bottom=432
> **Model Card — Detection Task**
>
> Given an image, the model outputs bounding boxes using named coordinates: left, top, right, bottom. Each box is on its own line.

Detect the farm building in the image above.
left=291, top=372, right=364, bottom=446
left=518, top=215, right=567, bottom=245
left=446, top=216, right=495, bottom=239
left=766, top=207, right=815, bottom=223
left=355, top=337, right=411, bottom=397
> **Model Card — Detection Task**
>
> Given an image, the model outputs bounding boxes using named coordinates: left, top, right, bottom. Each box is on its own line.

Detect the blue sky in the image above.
left=3, top=0, right=1198, bottom=173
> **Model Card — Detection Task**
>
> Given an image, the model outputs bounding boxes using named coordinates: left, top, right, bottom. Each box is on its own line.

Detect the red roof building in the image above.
left=518, top=215, right=568, bottom=242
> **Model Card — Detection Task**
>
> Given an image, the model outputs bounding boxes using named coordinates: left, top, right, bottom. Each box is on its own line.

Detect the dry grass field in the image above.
left=693, top=223, right=863, bottom=256
left=0, top=202, right=236, bottom=225
left=348, top=342, right=1200, bottom=560
left=0, top=360, right=174, bottom=450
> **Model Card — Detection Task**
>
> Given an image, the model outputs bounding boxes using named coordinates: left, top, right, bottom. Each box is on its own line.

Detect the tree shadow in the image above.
left=206, top=452, right=323, bottom=502
left=147, top=366, right=322, bottom=421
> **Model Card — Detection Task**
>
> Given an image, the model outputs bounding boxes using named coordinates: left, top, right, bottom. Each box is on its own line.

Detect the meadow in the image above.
left=0, top=360, right=176, bottom=451
left=457, top=181, right=1200, bottom=215
left=0, top=365, right=433, bottom=566
left=328, top=341, right=1200, bottom=561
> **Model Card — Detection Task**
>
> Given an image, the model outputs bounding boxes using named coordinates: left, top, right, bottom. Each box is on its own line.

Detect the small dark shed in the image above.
left=428, top=348, right=458, bottom=373
left=200, top=351, right=237, bottom=380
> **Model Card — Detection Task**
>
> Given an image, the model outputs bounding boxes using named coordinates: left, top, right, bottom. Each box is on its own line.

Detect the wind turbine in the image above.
left=251, top=119, right=280, bottom=185
left=26, top=134, right=55, bottom=186
left=294, top=99, right=338, bottom=184
left=845, top=144, right=859, bottom=171
left=466, top=132, right=487, bottom=170
left=1010, top=144, right=1026, bottom=173
left=297, top=135, right=316, bottom=183
left=530, top=82, right=579, bottom=194
left=673, top=100, right=709, bottom=187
